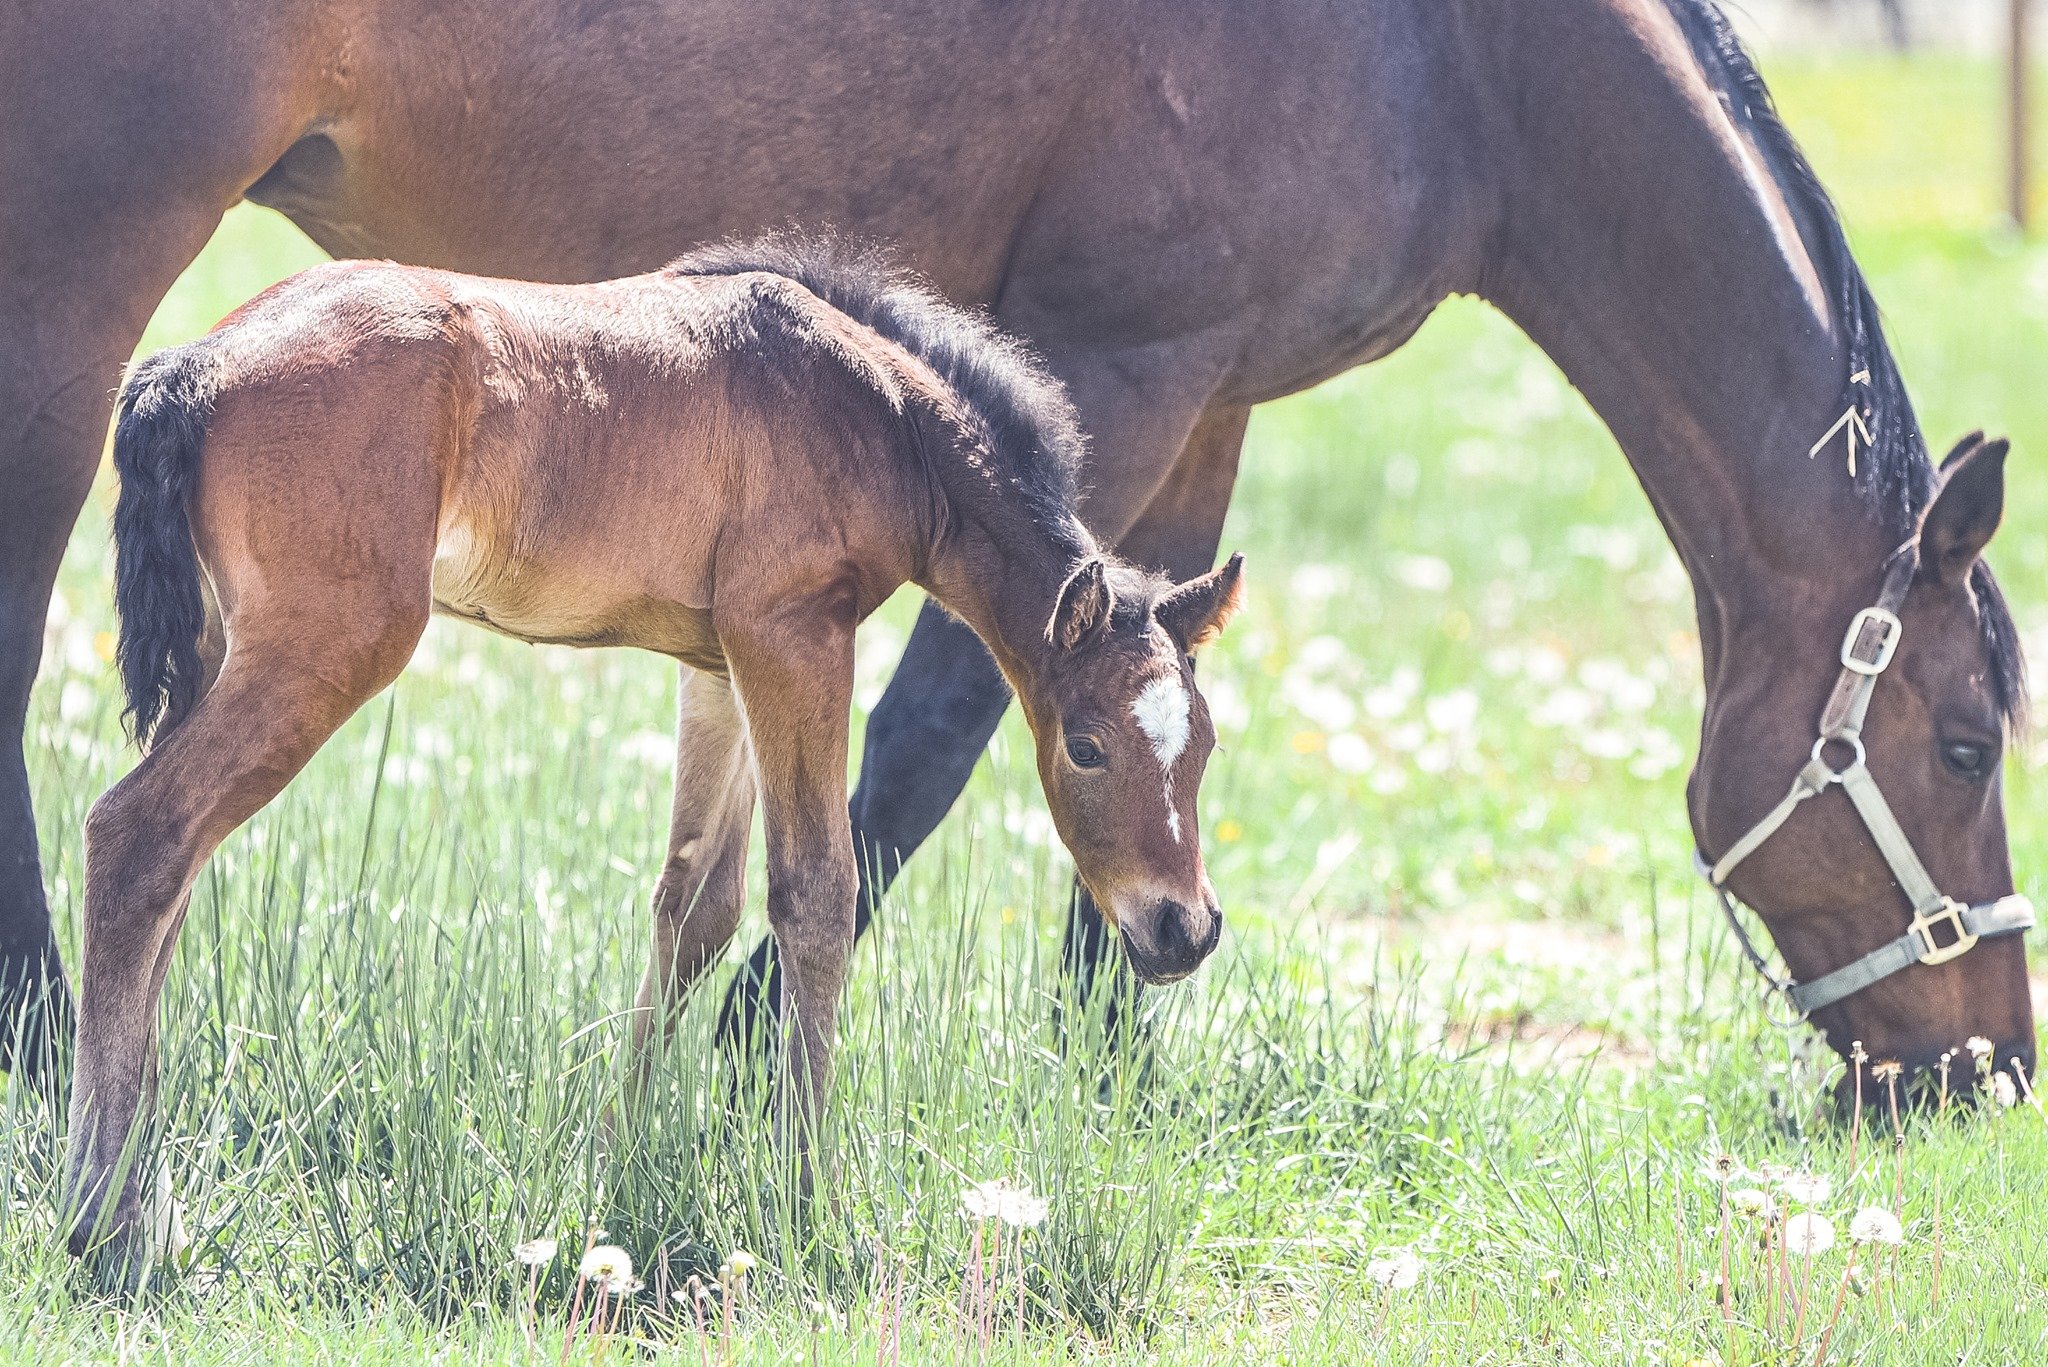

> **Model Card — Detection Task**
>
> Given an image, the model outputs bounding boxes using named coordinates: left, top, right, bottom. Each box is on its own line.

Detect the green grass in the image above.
left=8, top=52, right=2048, bottom=1363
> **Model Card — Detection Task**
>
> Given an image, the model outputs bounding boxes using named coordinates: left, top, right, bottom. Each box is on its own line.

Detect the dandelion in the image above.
left=580, top=1244, right=635, bottom=1288
left=720, top=1250, right=757, bottom=1282
left=1729, top=1188, right=1772, bottom=1217
left=962, top=1179, right=1010, bottom=1221
left=1365, top=1248, right=1423, bottom=1291
left=1700, top=1151, right=1743, bottom=1185
left=514, top=1236, right=559, bottom=1267
left=1991, top=1071, right=2019, bottom=1109
left=1871, top=1059, right=1904, bottom=1083
left=995, top=1185, right=1049, bottom=1230
left=1848, top=1208, right=1904, bottom=1247
left=1966, top=1036, right=1995, bottom=1068
left=1782, top=1213, right=1836, bottom=1257
left=1777, top=1173, right=1832, bottom=1206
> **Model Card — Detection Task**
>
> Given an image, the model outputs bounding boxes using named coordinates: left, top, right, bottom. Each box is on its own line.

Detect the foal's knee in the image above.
left=80, top=781, right=188, bottom=936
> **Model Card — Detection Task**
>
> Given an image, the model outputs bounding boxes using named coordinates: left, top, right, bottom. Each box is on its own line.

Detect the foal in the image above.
left=69, top=239, right=1243, bottom=1266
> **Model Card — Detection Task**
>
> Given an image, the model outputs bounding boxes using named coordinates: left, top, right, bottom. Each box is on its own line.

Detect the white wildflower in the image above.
left=1991, top=1071, right=2019, bottom=1109
left=1365, top=1248, right=1423, bottom=1291
left=513, top=1237, right=559, bottom=1267
left=996, top=1185, right=1049, bottom=1230
left=1782, top=1213, right=1836, bottom=1257
left=721, top=1250, right=758, bottom=1282
left=1966, top=1035, right=1995, bottom=1065
left=579, top=1244, right=634, bottom=1291
left=1777, top=1173, right=1832, bottom=1206
left=962, top=1179, right=1010, bottom=1221
left=1729, top=1188, right=1772, bottom=1217
left=1700, top=1152, right=1743, bottom=1186
left=1847, top=1208, right=1904, bottom=1247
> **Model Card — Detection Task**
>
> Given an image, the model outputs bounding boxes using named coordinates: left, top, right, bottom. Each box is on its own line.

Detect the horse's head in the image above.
left=1019, top=553, right=1244, bottom=984
left=1692, top=435, right=2035, bottom=1098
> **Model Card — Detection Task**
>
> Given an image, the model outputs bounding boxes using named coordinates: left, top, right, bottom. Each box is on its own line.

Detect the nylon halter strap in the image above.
left=1693, top=541, right=2036, bottom=1020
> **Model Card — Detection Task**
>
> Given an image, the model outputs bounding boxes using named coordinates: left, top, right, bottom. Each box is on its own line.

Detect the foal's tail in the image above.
left=110, top=345, right=217, bottom=750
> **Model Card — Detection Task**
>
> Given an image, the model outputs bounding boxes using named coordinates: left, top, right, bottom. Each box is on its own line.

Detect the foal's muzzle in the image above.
left=1121, top=898, right=1222, bottom=984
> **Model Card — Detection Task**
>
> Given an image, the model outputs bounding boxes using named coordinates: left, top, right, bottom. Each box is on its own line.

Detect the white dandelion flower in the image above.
left=1777, top=1173, right=1832, bottom=1206
left=1991, top=1071, right=2019, bottom=1109
left=962, top=1179, right=1011, bottom=1221
left=513, top=1237, right=559, bottom=1267
left=1782, top=1213, right=1836, bottom=1257
left=579, top=1244, right=634, bottom=1290
left=1365, top=1248, right=1423, bottom=1291
left=996, top=1185, right=1049, bottom=1230
left=1847, top=1208, right=1904, bottom=1247
left=1729, top=1188, right=1772, bottom=1217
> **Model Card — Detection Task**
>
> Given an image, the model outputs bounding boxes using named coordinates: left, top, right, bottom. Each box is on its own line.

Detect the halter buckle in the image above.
left=1839, top=607, right=1902, bottom=676
left=1910, top=899, right=1980, bottom=966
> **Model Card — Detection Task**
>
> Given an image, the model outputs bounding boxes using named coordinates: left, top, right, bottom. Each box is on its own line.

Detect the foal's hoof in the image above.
left=65, top=1167, right=189, bottom=1294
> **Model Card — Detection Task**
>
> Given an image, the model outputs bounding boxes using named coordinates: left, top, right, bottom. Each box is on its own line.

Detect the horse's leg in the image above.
left=628, top=668, right=756, bottom=1076
left=64, top=593, right=425, bottom=1272
left=719, top=599, right=858, bottom=1161
left=1059, top=404, right=1250, bottom=1046
left=0, top=10, right=318, bottom=1079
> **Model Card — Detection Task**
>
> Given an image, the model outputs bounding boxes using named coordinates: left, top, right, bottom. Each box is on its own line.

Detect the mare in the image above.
left=1, top=0, right=2034, bottom=1089
left=66, top=240, right=1243, bottom=1272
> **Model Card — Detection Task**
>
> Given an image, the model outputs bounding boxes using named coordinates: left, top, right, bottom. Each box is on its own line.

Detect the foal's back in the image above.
left=195, top=261, right=934, bottom=666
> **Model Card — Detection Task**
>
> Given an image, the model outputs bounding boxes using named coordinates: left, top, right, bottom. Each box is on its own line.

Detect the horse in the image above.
left=0, top=0, right=2034, bottom=1091
left=62, top=239, right=1244, bottom=1272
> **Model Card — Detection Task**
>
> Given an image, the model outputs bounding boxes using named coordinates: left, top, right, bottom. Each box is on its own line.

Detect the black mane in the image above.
left=1667, top=0, right=2027, bottom=727
left=668, top=233, right=1090, bottom=555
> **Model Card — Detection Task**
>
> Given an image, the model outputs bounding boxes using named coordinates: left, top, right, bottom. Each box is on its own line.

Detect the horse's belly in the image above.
left=430, top=524, right=723, bottom=666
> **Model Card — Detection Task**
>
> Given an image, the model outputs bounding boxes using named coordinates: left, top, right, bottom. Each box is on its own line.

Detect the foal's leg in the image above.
left=628, top=669, right=756, bottom=1078
left=719, top=602, right=858, bottom=1159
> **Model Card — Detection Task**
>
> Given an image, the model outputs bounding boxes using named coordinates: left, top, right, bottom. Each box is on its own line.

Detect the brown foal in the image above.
left=67, top=240, right=1242, bottom=1270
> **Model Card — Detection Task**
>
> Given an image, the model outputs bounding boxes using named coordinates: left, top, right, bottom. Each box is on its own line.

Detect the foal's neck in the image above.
left=1474, top=0, right=1903, bottom=600
left=920, top=504, right=1094, bottom=687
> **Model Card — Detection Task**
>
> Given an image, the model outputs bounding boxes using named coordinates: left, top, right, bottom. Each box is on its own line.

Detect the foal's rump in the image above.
left=110, top=263, right=462, bottom=747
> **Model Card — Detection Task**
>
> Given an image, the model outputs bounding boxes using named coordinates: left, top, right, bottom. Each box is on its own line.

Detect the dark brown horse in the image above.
left=66, top=239, right=1242, bottom=1272
left=0, top=0, right=2034, bottom=1089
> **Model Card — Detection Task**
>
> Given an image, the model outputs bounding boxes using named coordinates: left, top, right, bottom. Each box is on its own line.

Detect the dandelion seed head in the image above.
left=1991, top=1071, right=2019, bottom=1108
left=513, top=1237, right=559, bottom=1267
left=996, top=1185, right=1049, bottom=1230
left=1365, top=1248, right=1423, bottom=1291
left=1871, top=1059, right=1905, bottom=1082
left=1729, top=1188, right=1771, bottom=1217
left=1782, top=1212, right=1836, bottom=1257
left=1848, top=1208, right=1904, bottom=1246
left=1776, top=1173, right=1832, bottom=1206
left=1701, top=1151, right=1742, bottom=1185
left=579, top=1244, right=635, bottom=1291
left=1966, top=1035, right=1995, bottom=1063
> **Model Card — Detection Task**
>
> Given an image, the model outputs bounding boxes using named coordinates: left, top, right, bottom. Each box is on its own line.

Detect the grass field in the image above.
left=7, top=52, right=2048, bottom=1365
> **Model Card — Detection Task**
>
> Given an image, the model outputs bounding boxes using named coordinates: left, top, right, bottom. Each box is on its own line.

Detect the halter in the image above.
left=1694, top=541, right=2036, bottom=1022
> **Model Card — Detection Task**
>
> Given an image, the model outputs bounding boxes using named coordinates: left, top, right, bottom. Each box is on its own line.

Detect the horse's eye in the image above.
left=1941, top=740, right=1994, bottom=780
left=1066, top=735, right=1105, bottom=769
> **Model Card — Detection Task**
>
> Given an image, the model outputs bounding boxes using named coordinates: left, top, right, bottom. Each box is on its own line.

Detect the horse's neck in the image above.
left=920, top=513, right=1084, bottom=684
left=1472, top=0, right=1898, bottom=596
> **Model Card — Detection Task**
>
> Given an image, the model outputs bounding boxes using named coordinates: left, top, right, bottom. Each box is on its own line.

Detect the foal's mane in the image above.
left=1666, top=0, right=2027, bottom=727
left=667, top=234, right=1092, bottom=562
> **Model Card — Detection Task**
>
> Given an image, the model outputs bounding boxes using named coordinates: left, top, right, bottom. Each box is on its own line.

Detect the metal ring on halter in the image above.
left=1761, top=977, right=1809, bottom=1029
left=1808, top=732, right=1864, bottom=774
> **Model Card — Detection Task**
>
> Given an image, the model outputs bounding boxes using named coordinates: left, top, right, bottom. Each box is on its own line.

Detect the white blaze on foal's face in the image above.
left=1131, top=671, right=1192, bottom=840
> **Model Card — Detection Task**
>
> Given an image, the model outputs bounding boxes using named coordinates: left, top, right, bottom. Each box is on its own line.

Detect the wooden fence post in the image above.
left=2014, top=0, right=2032, bottom=230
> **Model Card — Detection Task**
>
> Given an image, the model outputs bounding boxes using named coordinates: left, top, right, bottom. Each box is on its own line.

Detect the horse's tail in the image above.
left=110, top=345, right=217, bottom=750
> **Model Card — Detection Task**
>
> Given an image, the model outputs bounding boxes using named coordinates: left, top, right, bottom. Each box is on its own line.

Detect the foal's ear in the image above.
left=1049, top=558, right=1115, bottom=651
left=1941, top=430, right=1987, bottom=470
left=1155, top=552, right=1246, bottom=654
left=1920, top=435, right=2009, bottom=587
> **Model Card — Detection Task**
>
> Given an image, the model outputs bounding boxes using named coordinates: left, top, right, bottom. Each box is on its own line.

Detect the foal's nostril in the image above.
left=1154, top=901, right=1194, bottom=961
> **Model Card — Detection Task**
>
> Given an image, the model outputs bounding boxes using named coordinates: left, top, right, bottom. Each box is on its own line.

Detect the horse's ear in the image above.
left=1920, top=436, right=2009, bottom=587
left=1156, top=552, right=1246, bottom=654
left=1941, top=431, right=1987, bottom=470
left=1049, top=558, right=1114, bottom=651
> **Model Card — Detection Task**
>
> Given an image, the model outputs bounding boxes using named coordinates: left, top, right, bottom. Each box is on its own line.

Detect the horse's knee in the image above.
left=80, top=781, right=187, bottom=935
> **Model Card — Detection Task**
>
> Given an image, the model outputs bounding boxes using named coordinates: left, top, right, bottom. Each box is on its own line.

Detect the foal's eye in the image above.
left=1941, top=740, right=1995, bottom=780
left=1065, top=735, right=1106, bottom=769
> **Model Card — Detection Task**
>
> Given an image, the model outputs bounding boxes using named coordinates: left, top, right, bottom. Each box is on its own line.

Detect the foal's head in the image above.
left=1021, top=553, right=1245, bottom=984
left=1692, top=435, right=2034, bottom=1096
